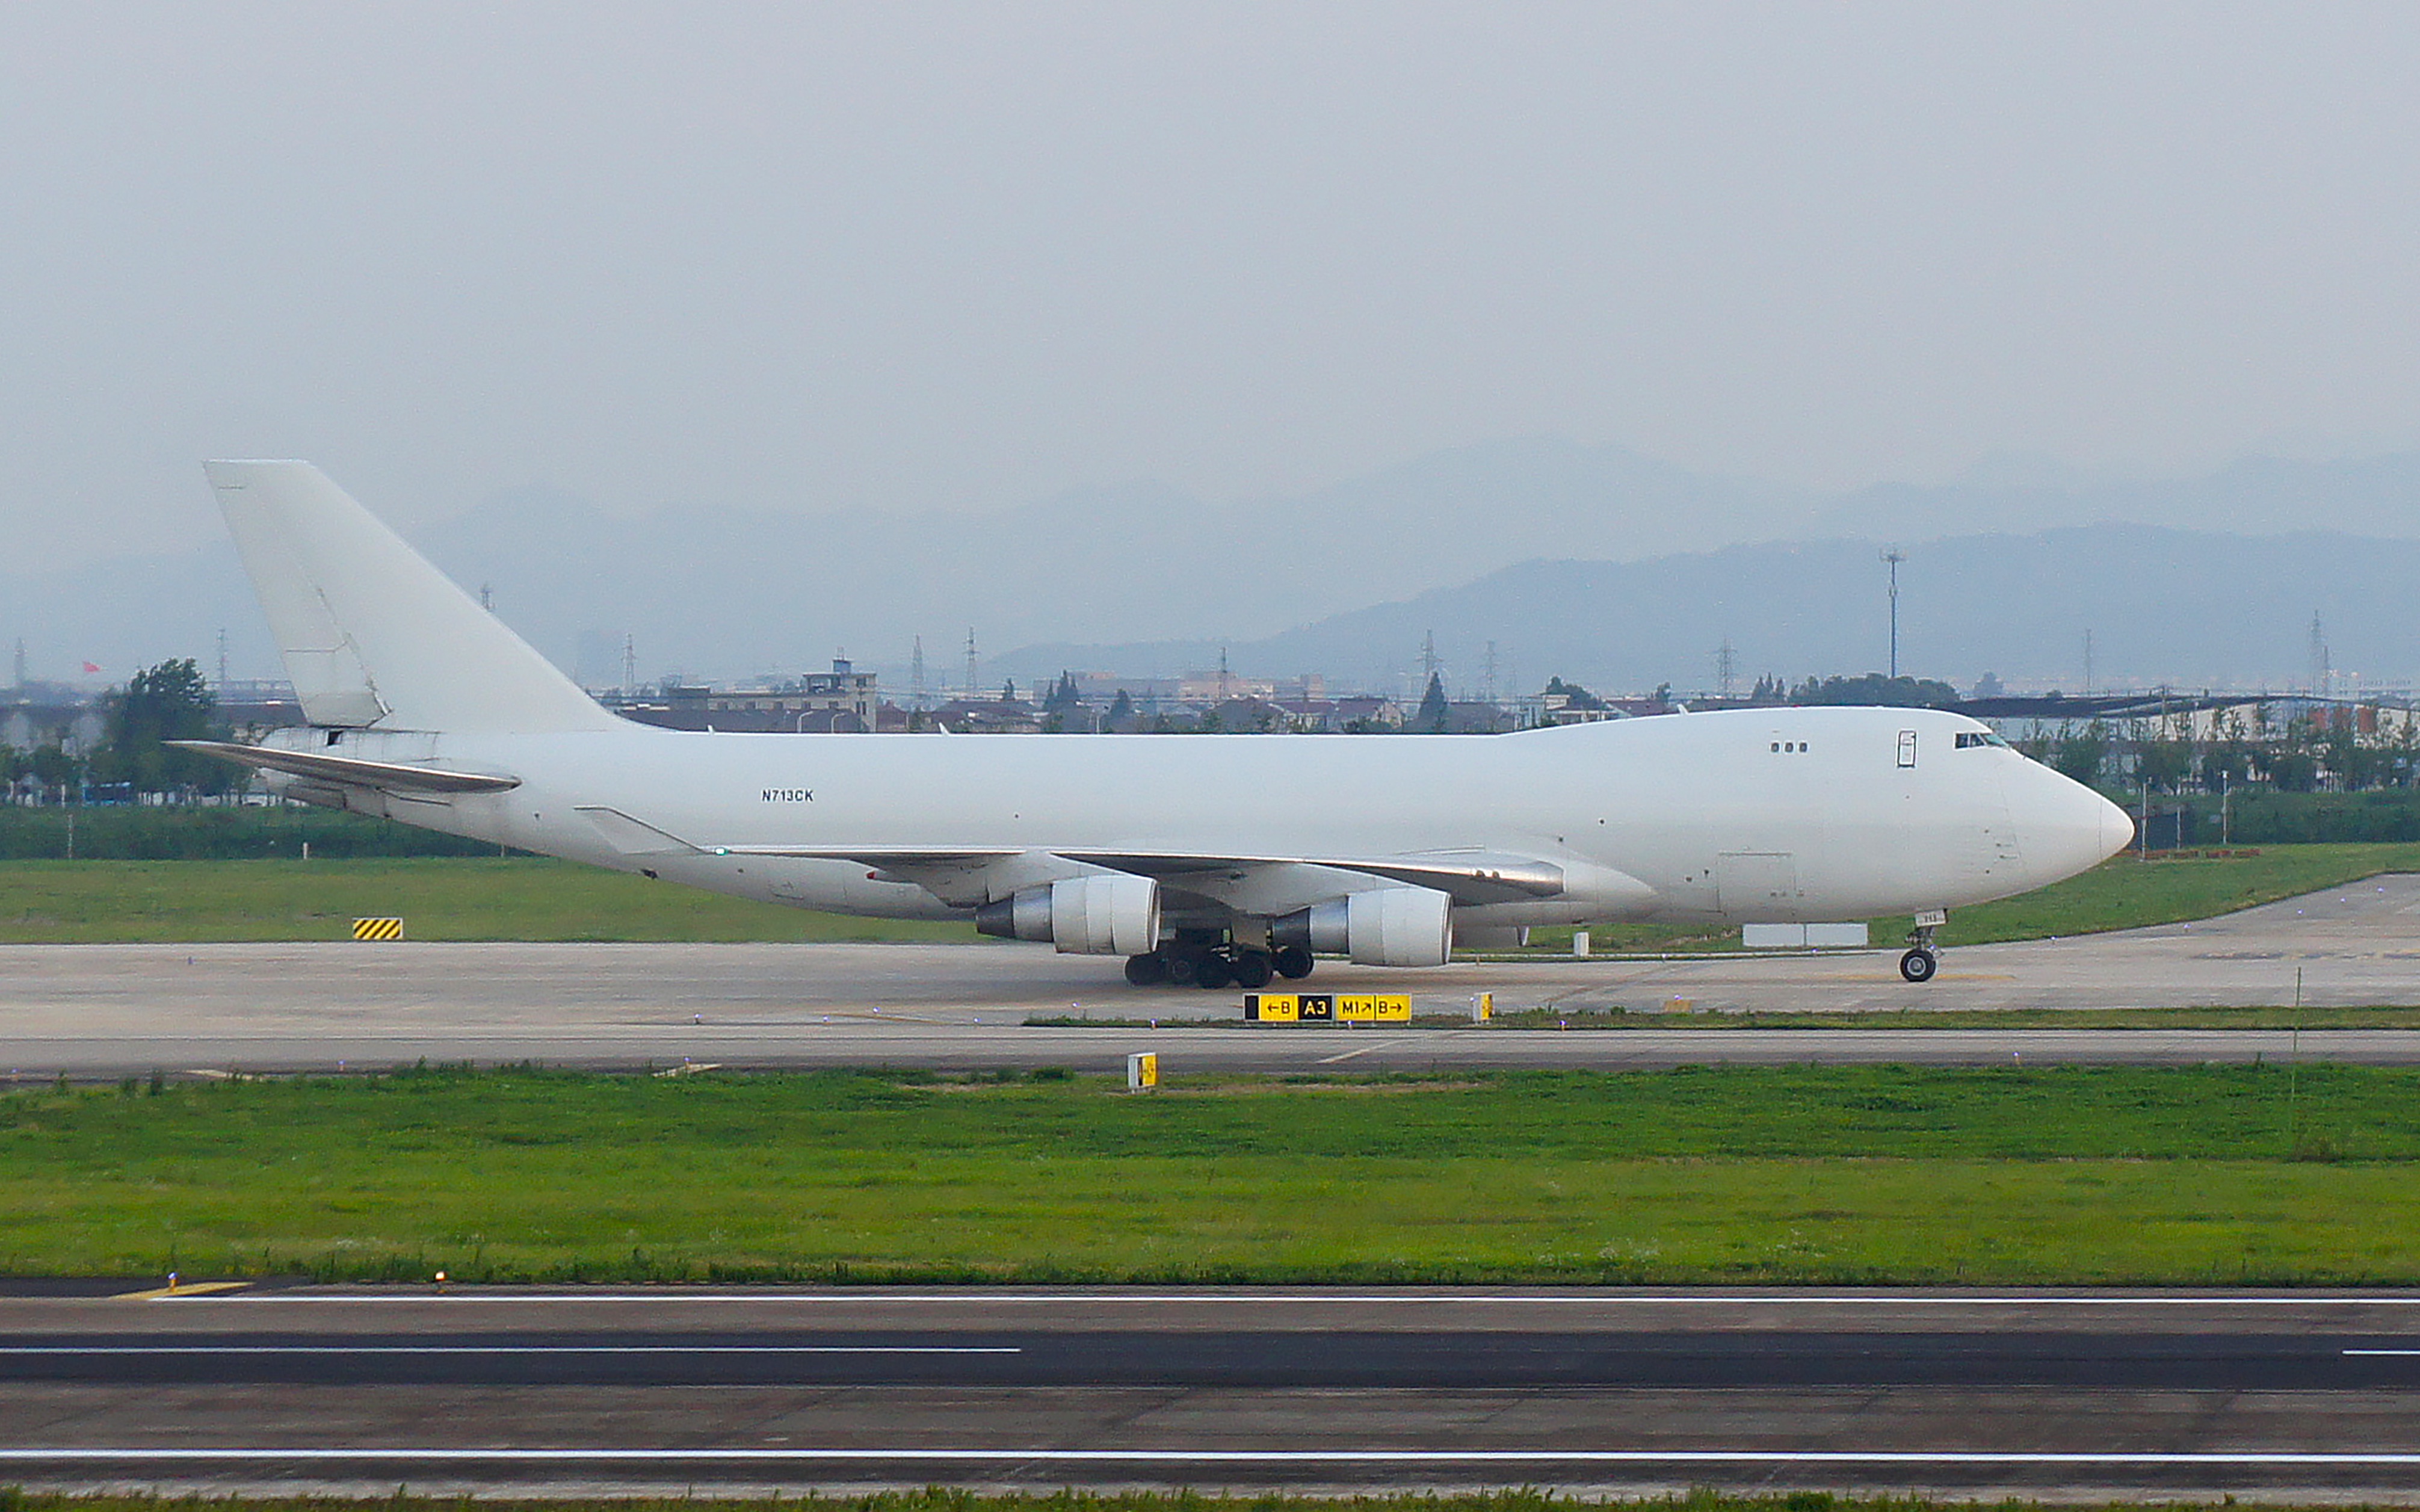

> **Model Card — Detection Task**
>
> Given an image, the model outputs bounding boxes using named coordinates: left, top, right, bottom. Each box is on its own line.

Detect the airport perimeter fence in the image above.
left=2117, top=789, right=2420, bottom=847
left=0, top=804, right=514, bottom=859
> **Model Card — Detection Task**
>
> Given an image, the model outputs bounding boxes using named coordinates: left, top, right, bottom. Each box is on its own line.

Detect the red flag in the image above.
left=80, top=662, right=100, bottom=674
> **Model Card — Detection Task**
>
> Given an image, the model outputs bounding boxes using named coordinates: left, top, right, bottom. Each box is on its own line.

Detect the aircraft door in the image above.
left=1897, top=730, right=1918, bottom=768
left=1716, top=851, right=1799, bottom=919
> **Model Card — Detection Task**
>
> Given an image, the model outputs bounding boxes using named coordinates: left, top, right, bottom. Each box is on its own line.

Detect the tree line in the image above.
left=3, top=658, right=237, bottom=802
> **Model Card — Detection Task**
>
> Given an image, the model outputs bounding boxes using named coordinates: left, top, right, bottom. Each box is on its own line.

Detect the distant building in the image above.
left=612, top=659, right=879, bottom=733
left=0, top=698, right=102, bottom=755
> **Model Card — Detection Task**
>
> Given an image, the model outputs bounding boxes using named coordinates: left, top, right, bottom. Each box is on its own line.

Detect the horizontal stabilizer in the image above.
left=170, top=740, right=520, bottom=794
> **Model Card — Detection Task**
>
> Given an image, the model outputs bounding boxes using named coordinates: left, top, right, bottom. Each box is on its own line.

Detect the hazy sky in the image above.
left=7, top=1, right=2420, bottom=568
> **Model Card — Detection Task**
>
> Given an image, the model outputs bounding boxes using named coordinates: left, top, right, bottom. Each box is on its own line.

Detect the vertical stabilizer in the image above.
left=203, top=460, right=619, bottom=733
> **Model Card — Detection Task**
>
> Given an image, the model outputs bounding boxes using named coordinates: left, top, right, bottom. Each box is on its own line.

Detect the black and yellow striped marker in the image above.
left=351, top=917, right=403, bottom=941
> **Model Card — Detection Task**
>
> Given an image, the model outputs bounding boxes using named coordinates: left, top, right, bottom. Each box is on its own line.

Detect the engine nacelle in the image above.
left=1272, top=886, right=1453, bottom=967
left=974, top=874, right=1161, bottom=956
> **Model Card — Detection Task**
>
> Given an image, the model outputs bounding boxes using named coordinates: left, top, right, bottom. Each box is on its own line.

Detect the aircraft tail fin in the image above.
left=203, top=460, right=619, bottom=734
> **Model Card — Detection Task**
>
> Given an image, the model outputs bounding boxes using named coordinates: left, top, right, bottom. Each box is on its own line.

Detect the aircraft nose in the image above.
left=2097, top=793, right=2136, bottom=859
left=2013, top=766, right=2135, bottom=887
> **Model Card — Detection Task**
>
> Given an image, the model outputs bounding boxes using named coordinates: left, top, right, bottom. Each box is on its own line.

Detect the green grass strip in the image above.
left=1, top=1066, right=2412, bottom=1286
left=0, top=1495, right=2338, bottom=1512
left=0, top=857, right=978, bottom=943
left=5, top=844, right=2420, bottom=946
left=1519, top=842, right=2420, bottom=955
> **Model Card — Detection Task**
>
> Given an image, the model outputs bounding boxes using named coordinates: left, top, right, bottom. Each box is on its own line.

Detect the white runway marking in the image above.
left=3, top=1447, right=2420, bottom=1466
left=1314, top=1035, right=1421, bottom=1064
left=0, top=1345, right=1017, bottom=1356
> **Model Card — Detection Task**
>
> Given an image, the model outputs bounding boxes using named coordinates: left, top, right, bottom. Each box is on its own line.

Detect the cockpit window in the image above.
left=1955, top=730, right=2010, bottom=749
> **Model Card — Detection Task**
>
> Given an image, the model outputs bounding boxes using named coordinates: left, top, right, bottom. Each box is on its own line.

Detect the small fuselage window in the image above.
left=1954, top=730, right=2010, bottom=749
left=1770, top=740, right=1810, bottom=753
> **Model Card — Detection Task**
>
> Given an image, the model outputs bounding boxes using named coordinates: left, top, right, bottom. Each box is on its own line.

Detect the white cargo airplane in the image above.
left=180, top=461, right=2132, bottom=989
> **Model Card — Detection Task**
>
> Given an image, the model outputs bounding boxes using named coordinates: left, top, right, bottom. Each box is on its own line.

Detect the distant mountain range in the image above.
left=4, top=438, right=2416, bottom=697
left=996, top=526, right=2420, bottom=699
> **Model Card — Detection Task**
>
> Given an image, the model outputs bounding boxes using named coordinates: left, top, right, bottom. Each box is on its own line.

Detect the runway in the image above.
left=5, top=875, right=2420, bottom=1074
left=12, top=1287, right=2420, bottom=1497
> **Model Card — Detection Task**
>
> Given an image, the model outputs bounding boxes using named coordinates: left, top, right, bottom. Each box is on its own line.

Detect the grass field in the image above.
left=0, top=857, right=980, bottom=944
left=1036, top=1004, right=2420, bottom=1031
left=5, top=844, right=2420, bottom=946
left=2, top=1064, right=2412, bottom=1285
left=0, top=1495, right=2298, bottom=1512
left=1516, top=842, right=2420, bottom=955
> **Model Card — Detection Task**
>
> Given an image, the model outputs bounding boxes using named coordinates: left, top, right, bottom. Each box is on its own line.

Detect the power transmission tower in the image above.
left=215, top=628, right=229, bottom=696
left=1420, top=631, right=1442, bottom=693
left=1483, top=641, right=1499, bottom=704
left=963, top=629, right=980, bottom=701
left=2310, top=613, right=2330, bottom=697
left=1217, top=646, right=1232, bottom=703
left=1715, top=637, right=1737, bottom=700
left=1881, top=549, right=1905, bottom=679
left=622, top=634, right=637, bottom=696
left=910, top=636, right=927, bottom=711
left=480, top=582, right=493, bottom=612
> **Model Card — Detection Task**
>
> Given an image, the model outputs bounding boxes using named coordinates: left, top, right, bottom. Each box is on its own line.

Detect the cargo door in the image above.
left=1716, top=851, right=1799, bottom=918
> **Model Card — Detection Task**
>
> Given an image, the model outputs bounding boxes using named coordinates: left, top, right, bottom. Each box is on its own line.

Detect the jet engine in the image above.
left=975, top=874, right=1162, bottom=956
left=1272, top=886, right=1452, bottom=967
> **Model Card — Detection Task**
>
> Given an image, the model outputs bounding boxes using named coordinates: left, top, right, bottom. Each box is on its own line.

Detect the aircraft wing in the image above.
left=170, top=739, right=522, bottom=794
left=1061, top=850, right=1568, bottom=907
left=718, top=844, right=1569, bottom=908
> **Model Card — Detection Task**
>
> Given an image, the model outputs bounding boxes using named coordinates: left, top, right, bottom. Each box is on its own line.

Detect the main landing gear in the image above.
left=1125, top=939, right=1314, bottom=989
left=1899, top=910, right=1945, bottom=984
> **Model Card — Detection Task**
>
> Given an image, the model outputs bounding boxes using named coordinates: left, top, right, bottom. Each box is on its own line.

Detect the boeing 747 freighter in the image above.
left=181, top=461, right=2132, bottom=988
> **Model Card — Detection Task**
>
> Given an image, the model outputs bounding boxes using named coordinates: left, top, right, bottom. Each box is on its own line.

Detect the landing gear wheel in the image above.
left=1164, top=951, right=1200, bottom=988
left=1899, top=948, right=1938, bottom=984
left=1193, top=952, right=1233, bottom=991
left=1230, top=951, right=1274, bottom=990
left=1124, top=952, right=1168, bottom=987
left=1272, top=945, right=1315, bottom=981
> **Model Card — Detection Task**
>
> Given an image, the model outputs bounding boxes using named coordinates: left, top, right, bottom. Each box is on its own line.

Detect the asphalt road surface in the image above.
left=12, top=1286, right=2420, bottom=1497
left=8, top=877, right=2420, bottom=1074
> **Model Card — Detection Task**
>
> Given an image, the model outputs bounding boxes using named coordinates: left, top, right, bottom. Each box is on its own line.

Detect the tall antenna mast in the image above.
left=215, top=628, right=229, bottom=696
left=963, top=628, right=979, bottom=701
left=622, top=634, right=637, bottom=696
left=1716, top=637, right=1737, bottom=700
left=1419, top=630, right=1441, bottom=691
left=1881, top=548, right=1905, bottom=679
left=910, top=635, right=927, bottom=711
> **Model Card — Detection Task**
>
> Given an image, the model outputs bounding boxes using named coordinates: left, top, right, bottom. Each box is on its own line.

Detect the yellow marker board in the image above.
left=1337, top=994, right=1412, bottom=1022
left=1244, top=993, right=1409, bottom=1023
left=351, top=918, right=403, bottom=941
left=1243, top=993, right=1300, bottom=1022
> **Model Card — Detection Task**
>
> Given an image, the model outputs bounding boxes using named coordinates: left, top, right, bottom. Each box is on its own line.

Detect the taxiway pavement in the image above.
left=9, top=1286, right=2420, bottom=1498
left=6, top=875, right=2420, bottom=1075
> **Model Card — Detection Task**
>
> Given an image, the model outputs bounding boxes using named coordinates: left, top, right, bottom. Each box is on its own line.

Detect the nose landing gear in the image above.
left=1900, top=909, right=1946, bottom=984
